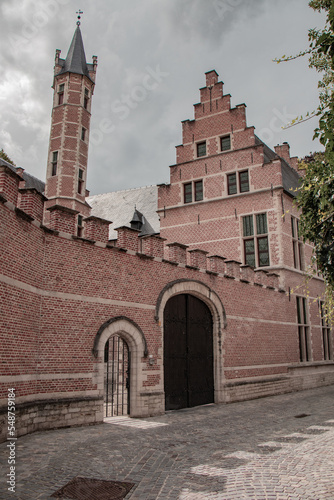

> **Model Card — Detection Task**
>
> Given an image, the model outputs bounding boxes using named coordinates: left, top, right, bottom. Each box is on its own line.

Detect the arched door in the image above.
left=104, top=335, right=130, bottom=417
left=164, top=294, right=214, bottom=410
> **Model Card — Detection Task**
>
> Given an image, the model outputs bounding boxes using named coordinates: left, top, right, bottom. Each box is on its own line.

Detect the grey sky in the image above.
left=0, top=0, right=325, bottom=195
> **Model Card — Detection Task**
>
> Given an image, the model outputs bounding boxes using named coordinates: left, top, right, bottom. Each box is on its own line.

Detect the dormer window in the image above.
left=221, top=135, right=231, bottom=151
left=197, top=141, right=206, bottom=157
left=58, top=84, right=65, bottom=105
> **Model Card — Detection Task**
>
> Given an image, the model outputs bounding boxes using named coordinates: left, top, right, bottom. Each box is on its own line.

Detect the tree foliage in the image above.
left=0, top=148, right=16, bottom=166
left=276, top=1, right=334, bottom=321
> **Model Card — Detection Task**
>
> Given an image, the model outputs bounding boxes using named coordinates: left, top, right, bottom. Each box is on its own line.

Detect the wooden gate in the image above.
left=104, top=335, right=130, bottom=417
left=164, top=294, right=214, bottom=410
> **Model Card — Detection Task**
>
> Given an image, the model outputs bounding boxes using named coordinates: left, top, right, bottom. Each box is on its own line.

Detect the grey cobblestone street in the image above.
left=1, top=385, right=334, bottom=499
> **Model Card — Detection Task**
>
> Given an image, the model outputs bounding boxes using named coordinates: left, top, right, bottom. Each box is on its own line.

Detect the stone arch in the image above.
left=155, top=279, right=227, bottom=405
left=92, top=317, right=148, bottom=417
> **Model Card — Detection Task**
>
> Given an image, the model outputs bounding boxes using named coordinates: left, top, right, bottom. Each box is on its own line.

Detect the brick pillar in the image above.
left=166, top=242, right=188, bottom=264
left=116, top=226, right=140, bottom=252
left=188, top=249, right=208, bottom=269
left=18, top=189, right=45, bottom=222
left=209, top=255, right=226, bottom=274
left=47, top=205, right=78, bottom=234
left=141, top=235, right=166, bottom=258
left=84, top=216, right=111, bottom=243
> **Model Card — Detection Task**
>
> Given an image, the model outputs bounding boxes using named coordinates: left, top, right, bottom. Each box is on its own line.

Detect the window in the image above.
left=51, top=151, right=58, bottom=176
left=227, top=170, right=249, bottom=195
left=77, top=215, right=84, bottom=237
left=221, top=135, right=231, bottom=151
left=78, top=169, right=84, bottom=194
left=84, top=88, right=89, bottom=109
left=242, top=213, right=269, bottom=267
left=194, top=180, right=203, bottom=201
left=197, top=141, right=206, bottom=157
left=227, top=173, right=237, bottom=195
left=81, top=127, right=86, bottom=141
left=320, top=301, right=332, bottom=360
left=184, top=180, right=203, bottom=203
left=58, top=84, right=64, bottom=105
left=296, top=297, right=310, bottom=362
left=239, top=171, right=249, bottom=193
left=184, top=183, right=192, bottom=203
left=291, top=216, right=304, bottom=270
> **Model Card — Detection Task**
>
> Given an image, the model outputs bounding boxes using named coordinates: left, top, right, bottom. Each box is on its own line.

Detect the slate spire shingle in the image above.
left=57, top=25, right=92, bottom=80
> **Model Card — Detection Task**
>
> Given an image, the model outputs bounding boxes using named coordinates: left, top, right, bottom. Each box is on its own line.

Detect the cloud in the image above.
left=0, top=0, right=326, bottom=193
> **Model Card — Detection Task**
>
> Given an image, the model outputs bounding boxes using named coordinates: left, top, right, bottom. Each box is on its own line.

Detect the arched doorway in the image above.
left=164, top=294, right=214, bottom=410
left=104, top=335, right=130, bottom=417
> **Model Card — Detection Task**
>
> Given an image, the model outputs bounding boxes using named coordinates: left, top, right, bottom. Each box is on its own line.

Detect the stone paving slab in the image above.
left=1, top=385, right=334, bottom=499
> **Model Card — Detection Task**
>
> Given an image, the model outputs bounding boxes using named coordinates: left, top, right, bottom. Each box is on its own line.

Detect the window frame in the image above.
left=196, top=141, right=207, bottom=158
left=77, top=214, right=84, bottom=238
left=227, top=170, right=249, bottom=195
left=51, top=151, right=58, bottom=176
left=183, top=180, right=203, bottom=204
left=84, top=87, right=89, bottom=110
left=242, top=213, right=269, bottom=268
left=320, top=301, right=332, bottom=360
left=78, top=168, right=84, bottom=195
left=296, top=296, right=311, bottom=362
left=57, top=83, right=65, bottom=105
left=221, top=135, right=231, bottom=152
left=291, top=216, right=304, bottom=270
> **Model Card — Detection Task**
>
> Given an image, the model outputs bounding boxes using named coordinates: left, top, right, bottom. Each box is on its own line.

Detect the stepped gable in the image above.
left=88, top=185, right=159, bottom=239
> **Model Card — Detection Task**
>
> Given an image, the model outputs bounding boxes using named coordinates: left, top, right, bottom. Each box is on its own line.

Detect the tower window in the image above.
left=58, top=84, right=65, bottom=105
left=242, top=213, right=269, bottom=267
left=84, top=88, right=89, bottom=109
left=51, top=151, right=58, bottom=176
left=78, top=169, right=84, bottom=194
left=197, top=141, right=206, bottom=157
left=81, top=127, right=86, bottom=141
left=221, top=135, right=231, bottom=151
left=77, top=215, right=84, bottom=238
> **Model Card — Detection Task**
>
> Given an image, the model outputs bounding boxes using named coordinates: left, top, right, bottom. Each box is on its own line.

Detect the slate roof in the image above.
left=88, top=185, right=160, bottom=240
left=0, top=158, right=45, bottom=194
left=56, top=26, right=93, bottom=81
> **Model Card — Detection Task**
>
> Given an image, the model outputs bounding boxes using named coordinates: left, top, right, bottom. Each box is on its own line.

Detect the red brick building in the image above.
left=0, top=26, right=333, bottom=442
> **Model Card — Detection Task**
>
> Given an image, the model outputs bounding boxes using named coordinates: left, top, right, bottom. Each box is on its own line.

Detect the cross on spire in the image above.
left=76, top=9, right=83, bottom=26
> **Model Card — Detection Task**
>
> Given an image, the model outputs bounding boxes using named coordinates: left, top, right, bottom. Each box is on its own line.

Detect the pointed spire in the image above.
left=57, top=25, right=91, bottom=80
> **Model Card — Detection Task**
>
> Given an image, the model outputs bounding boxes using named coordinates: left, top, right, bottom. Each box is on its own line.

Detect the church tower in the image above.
left=44, top=19, right=97, bottom=236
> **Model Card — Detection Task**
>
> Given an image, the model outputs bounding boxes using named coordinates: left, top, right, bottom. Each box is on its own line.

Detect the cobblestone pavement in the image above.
left=1, top=385, right=334, bottom=499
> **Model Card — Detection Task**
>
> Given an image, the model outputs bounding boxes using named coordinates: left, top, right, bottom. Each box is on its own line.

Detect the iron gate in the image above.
left=164, top=294, right=214, bottom=410
left=104, top=335, right=130, bottom=417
